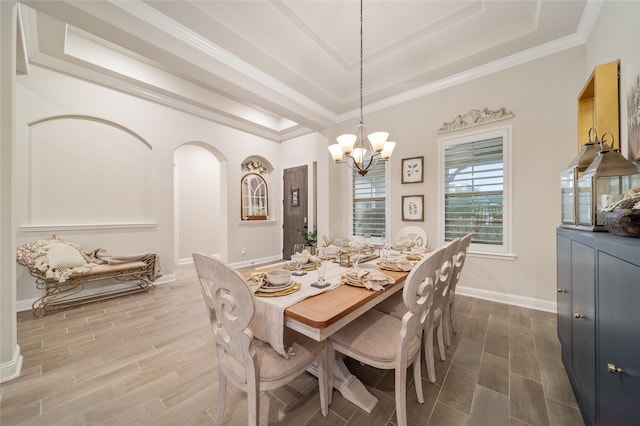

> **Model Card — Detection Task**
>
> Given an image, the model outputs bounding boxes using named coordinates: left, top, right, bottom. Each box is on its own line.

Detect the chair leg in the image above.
left=425, top=326, right=436, bottom=383
left=317, top=344, right=330, bottom=416
left=413, top=352, right=424, bottom=404
left=246, top=377, right=260, bottom=426
left=395, top=361, right=408, bottom=426
left=449, top=299, right=457, bottom=334
left=443, top=303, right=452, bottom=347
left=217, top=373, right=227, bottom=426
left=436, top=320, right=446, bottom=361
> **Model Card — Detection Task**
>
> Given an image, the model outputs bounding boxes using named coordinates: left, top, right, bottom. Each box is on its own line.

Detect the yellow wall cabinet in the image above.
left=578, top=60, right=620, bottom=150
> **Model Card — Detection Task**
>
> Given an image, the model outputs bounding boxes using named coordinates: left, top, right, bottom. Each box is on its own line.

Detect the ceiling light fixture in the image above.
left=328, top=0, right=396, bottom=176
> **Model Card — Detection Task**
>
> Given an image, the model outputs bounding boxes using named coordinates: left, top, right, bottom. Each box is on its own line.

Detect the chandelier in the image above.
left=328, top=0, right=396, bottom=176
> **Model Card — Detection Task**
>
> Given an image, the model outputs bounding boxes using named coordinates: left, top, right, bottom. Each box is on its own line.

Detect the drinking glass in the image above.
left=292, top=243, right=305, bottom=276
left=314, top=261, right=328, bottom=288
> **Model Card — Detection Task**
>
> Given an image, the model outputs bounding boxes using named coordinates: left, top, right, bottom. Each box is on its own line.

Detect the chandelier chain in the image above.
left=359, top=0, right=364, bottom=125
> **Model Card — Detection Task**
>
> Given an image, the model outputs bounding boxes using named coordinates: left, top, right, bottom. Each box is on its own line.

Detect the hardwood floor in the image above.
left=1, top=265, right=584, bottom=425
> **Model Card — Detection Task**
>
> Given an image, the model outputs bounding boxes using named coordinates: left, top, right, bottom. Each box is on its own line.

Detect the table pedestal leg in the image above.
left=308, top=355, right=378, bottom=413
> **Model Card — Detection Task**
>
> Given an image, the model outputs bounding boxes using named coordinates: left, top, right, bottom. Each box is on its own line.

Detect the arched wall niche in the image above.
left=27, top=115, right=152, bottom=226
left=240, top=155, right=273, bottom=221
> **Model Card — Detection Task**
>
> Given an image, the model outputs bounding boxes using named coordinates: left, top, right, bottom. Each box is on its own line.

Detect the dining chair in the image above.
left=424, top=238, right=460, bottom=382
left=328, top=246, right=445, bottom=426
left=394, top=225, right=428, bottom=249
left=192, top=253, right=330, bottom=425
left=444, top=232, right=473, bottom=346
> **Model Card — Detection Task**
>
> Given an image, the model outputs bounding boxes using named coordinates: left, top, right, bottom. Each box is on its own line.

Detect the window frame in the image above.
left=348, top=159, right=391, bottom=240
left=438, top=124, right=515, bottom=259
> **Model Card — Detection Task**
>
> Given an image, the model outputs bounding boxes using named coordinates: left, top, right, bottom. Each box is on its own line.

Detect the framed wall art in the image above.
left=401, top=156, right=424, bottom=184
left=402, top=195, right=424, bottom=222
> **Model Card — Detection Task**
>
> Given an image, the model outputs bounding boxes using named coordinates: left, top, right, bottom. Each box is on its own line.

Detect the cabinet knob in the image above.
left=557, top=288, right=567, bottom=293
left=607, top=363, right=623, bottom=374
left=574, top=313, right=585, bottom=319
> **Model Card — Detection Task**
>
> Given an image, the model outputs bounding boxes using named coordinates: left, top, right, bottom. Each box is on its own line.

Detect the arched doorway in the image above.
left=173, top=143, right=227, bottom=264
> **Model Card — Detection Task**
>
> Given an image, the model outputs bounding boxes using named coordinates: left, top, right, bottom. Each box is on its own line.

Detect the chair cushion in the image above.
left=222, top=333, right=323, bottom=384
left=331, top=309, right=420, bottom=365
left=375, top=291, right=408, bottom=320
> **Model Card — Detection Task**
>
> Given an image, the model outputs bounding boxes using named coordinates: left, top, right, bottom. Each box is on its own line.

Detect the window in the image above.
left=439, top=125, right=512, bottom=256
left=352, top=159, right=388, bottom=238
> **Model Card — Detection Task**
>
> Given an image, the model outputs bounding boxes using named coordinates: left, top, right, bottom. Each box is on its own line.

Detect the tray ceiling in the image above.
left=18, top=0, right=595, bottom=141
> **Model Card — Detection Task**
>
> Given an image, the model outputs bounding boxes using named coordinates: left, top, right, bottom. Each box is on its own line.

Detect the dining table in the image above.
left=246, top=254, right=412, bottom=413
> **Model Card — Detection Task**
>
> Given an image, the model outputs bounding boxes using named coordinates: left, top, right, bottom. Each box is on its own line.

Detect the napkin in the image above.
left=345, top=269, right=395, bottom=291
left=377, top=257, right=414, bottom=272
left=247, top=272, right=267, bottom=293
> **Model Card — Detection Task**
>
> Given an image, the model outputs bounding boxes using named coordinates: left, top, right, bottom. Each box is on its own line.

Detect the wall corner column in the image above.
left=0, top=0, right=22, bottom=383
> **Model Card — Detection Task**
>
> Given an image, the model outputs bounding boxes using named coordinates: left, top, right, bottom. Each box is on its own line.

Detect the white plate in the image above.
left=259, top=279, right=295, bottom=293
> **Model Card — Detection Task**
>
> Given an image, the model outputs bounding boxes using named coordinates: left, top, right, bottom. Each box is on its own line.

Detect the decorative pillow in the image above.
left=46, top=242, right=88, bottom=270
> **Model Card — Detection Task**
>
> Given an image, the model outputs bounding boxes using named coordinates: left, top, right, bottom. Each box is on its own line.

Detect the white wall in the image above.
left=15, top=65, right=283, bottom=303
left=327, top=47, right=586, bottom=310
left=585, top=0, right=640, bottom=161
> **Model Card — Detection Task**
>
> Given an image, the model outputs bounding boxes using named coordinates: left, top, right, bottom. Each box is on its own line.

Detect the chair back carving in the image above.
left=450, top=233, right=473, bottom=295
left=433, top=239, right=461, bottom=311
left=401, top=247, right=445, bottom=345
left=394, top=226, right=428, bottom=249
left=192, top=253, right=257, bottom=383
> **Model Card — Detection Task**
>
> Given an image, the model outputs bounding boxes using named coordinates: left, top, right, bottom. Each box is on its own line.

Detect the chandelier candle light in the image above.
left=328, top=0, right=396, bottom=176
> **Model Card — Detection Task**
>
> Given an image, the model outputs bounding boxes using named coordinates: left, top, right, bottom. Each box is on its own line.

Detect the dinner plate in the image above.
left=376, top=263, right=405, bottom=272
left=341, top=276, right=366, bottom=288
left=258, top=279, right=294, bottom=293
left=284, top=261, right=319, bottom=271
left=255, top=283, right=301, bottom=297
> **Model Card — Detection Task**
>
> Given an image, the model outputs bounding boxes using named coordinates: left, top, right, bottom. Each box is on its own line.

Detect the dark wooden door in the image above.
left=283, top=165, right=308, bottom=260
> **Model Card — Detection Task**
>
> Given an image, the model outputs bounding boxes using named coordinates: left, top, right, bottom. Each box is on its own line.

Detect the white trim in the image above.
left=0, top=345, right=23, bottom=383
left=468, top=251, right=517, bottom=261
left=21, top=222, right=157, bottom=232
left=177, top=254, right=220, bottom=266
left=238, top=219, right=278, bottom=226
left=16, top=274, right=177, bottom=312
left=457, top=285, right=556, bottom=313
left=229, top=255, right=283, bottom=270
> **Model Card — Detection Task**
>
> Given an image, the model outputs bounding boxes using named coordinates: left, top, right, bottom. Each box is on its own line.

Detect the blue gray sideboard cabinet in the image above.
left=556, top=228, right=640, bottom=426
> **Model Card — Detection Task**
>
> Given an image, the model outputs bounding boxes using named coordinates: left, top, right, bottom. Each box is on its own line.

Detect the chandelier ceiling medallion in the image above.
left=328, top=0, right=396, bottom=176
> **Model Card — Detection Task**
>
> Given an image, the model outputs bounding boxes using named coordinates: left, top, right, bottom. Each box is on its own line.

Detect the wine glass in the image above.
left=292, top=243, right=305, bottom=276
left=313, top=260, right=328, bottom=288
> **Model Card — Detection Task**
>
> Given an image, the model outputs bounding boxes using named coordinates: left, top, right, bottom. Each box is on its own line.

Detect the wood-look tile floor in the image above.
left=1, top=265, right=584, bottom=425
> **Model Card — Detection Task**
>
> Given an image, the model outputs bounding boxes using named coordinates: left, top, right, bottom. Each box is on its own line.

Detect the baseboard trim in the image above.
left=16, top=273, right=177, bottom=313
left=0, top=345, right=23, bottom=383
left=457, top=285, right=556, bottom=313
left=229, top=255, right=282, bottom=269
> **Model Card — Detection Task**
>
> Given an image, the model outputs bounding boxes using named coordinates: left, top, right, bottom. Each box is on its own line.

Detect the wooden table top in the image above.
left=284, top=268, right=407, bottom=329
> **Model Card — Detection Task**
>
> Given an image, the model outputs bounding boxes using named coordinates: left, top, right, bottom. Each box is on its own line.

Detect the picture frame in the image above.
left=402, top=195, right=424, bottom=222
left=291, top=189, right=299, bottom=207
left=401, top=156, right=424, bottom=184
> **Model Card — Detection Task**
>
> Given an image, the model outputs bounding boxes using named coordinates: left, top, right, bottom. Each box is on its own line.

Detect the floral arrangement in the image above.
left=241, top=160, right=267, bottom=174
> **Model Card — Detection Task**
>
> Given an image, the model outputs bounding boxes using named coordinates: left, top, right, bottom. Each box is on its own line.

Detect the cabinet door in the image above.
left=598, top=253, right=640, bottom=425
left=571, top=241, right=596, bottom=424
left=557, top=234, right=572, bottom=359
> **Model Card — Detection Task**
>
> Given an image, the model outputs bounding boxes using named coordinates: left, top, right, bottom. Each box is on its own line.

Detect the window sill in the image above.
left=238, top=219, right=277, bottom=226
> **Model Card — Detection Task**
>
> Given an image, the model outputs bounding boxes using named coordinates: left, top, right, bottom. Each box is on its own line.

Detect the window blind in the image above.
left=352, top=160, right=386, bottom=237
left=444, top=137, right=504, bottom=245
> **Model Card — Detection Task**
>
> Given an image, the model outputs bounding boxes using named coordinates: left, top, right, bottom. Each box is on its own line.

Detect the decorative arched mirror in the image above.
left=241, top=173, right=269, bottom=220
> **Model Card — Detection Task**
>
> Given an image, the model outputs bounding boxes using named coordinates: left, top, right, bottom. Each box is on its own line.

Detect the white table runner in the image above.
left=249, top=261, right=346, bottom=357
